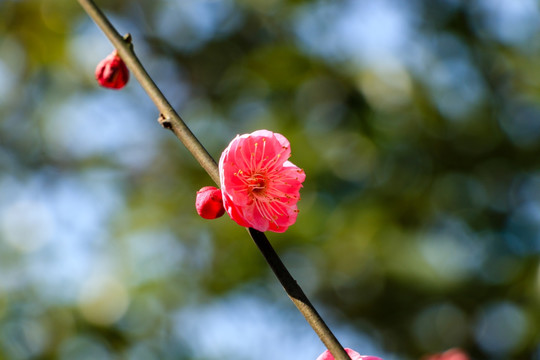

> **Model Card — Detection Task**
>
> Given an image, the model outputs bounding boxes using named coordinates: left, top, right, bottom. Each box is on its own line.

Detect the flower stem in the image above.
left=77, top=1, right=351, bottom=359
left=248, top=228, right=350, bottom=359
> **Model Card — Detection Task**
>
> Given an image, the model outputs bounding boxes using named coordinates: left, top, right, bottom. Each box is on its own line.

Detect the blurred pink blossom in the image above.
left=219, top=130, right=305, bottom=232
left=316, top=348, right=384, bottom=360
left=423, top=348, right=469, bottom=360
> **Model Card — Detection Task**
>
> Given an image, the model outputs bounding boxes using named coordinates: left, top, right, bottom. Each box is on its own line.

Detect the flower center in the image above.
left=247, top=173, right=267, bottom=197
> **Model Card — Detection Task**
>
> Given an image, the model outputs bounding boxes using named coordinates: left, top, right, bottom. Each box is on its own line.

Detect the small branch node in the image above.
left=158, top=113, right=172, bottom=130
left=123, top=33, right=133, bottom=51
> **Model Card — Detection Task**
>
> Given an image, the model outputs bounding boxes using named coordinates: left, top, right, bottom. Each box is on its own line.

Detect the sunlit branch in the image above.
left=77, top=0, right=351, bottom=359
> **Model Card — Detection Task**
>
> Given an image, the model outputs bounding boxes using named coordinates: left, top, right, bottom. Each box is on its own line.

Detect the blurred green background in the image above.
left=1, top=0, right=540, bottom=359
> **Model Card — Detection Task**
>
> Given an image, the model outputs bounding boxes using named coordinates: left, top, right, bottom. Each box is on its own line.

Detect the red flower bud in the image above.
left=95, top=50, right=129, bottom=89
left=196, top=186, right=225, bottom=220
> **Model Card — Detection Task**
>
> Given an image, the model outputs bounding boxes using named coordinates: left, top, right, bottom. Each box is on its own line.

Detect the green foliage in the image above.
left=1, top=0, right=540, bottom=359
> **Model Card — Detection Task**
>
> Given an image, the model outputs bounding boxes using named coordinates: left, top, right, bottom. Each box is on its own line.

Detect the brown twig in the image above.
left=77, top=1, right=351, bottom=359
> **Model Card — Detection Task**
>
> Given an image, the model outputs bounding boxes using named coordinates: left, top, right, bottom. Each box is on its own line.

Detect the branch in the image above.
left=77, top=1, right=351, bottom=359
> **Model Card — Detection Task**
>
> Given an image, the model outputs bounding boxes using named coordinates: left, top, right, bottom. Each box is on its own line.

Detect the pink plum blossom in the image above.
left=219, top=130, right=305, bottom=232
left=316, top=348, right=384, bottom=360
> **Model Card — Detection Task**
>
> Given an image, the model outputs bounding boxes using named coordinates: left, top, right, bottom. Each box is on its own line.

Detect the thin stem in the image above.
left=248, top=228, right=350, bottom=359
left=77, top=1, right=351, bottom=359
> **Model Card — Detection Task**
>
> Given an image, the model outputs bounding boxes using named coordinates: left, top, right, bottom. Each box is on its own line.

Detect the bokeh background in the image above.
left=1, top=0, right=540, bottom=359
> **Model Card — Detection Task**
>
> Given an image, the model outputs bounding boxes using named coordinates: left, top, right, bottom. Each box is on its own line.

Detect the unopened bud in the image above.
left=95, top=50, right=129, bottom=89
left=196, top=186, right=225, bottom=220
